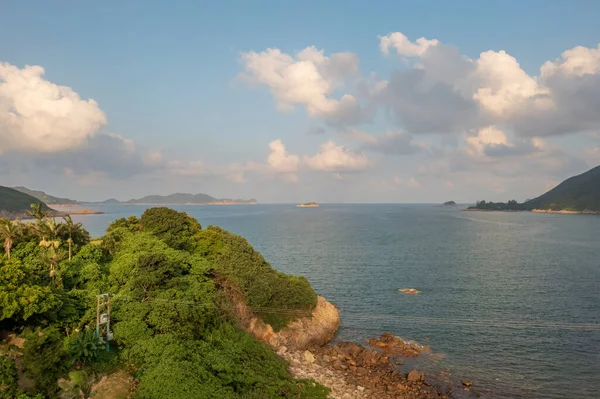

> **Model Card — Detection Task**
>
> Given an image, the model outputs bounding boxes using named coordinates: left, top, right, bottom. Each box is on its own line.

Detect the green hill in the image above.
left=524, top=165, right=600, bottom=211
left=13, top=186, right=79, bottom=205
left=126, top=193, right=257, bottom=204
left=0, top=186, right=55, bottom=218
left=469, top=165, right=600, bottom=212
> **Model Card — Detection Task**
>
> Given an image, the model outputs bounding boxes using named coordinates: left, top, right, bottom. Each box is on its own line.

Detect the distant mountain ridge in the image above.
left=125, top=193, right=257, bottom=205
left=523, top=165, right=600, bottom=211
left=0, top=186, right=58, bottom=218
left=468, top=165, right=600, bottom=212
left=13, top=186, right=79, bottom=205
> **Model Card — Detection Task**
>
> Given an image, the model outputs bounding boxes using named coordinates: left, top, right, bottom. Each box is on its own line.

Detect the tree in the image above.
left=26, top=204, right=49, bottom=225
left=58, top=371, right=95, bottom=399
left=0, top=354, right=19, bottom=399
left=60, top=216, right=86, bottom=261
left=0, top=218, right=20, bottom=259
left=140, top=207, right=201, bottom=251
left=22, top=327, right=71, bottom=398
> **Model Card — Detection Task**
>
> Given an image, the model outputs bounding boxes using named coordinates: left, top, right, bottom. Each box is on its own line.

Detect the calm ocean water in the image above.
left=73, top=204, right=600, bottom=398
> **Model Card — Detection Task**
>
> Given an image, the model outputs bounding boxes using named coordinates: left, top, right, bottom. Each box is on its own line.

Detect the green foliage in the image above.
left=196, top=226, right=317, bottom=330
left=140, top=207, right=201, bottom=251
left=0, top=207, right=328, bottom=398
left=68, top=329, right=104, bottom=365
left=471, top=199, right=524, bottom=211
left=471, top=165, right=600, bottom=212
left=132, top=325, right=329, bottom=399
left=22, top=327, right=71, bottom=397
left=107, top=216, right=141, bottom=233
left=0, top=187, right=49, bottom=218
left=0, top=258, right=62, bottom=323
left=524, top=165, right=600, bottom=211
left=58, top=370, right=94, bottom=399
left=0, top=355, right=19, bottom=399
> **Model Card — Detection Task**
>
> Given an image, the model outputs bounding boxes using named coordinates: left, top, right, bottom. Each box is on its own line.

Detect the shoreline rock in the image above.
left=281, top=338, right=452, bottom=398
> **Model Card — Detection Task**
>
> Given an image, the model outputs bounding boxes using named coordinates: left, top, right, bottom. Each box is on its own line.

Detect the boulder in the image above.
left=408, top=369, right=424, bottom=383
left=303, top=350, right=315, bottom=364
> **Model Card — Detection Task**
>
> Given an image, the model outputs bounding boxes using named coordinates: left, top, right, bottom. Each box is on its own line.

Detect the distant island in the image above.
left=1, top=188, right=258, bottom=218
left=443, top=201, right=457, bottom=206
left=124, top=193, right=257, bottom=205
left=467, top=165, right=600, bottom=214
left=297, top=202, right=319, bottom=208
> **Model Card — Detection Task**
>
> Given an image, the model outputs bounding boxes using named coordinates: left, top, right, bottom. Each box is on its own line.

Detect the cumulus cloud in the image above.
left=375, top=33, right=600, bottom=138
left=305, top=140, right=369, bottom=172
left=239, top=46, right=368, bottom=125
left=0, top=62, right=107, bottom=153
left=379, top=32, right=439, bottom=57
left=267, top=139, right=300, bottom=173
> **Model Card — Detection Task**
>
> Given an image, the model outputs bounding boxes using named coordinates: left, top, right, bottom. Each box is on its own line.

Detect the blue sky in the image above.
left=1, top=1, right=599, bottom=202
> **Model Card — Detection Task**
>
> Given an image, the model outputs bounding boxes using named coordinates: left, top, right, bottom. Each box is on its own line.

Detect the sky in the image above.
left=1, top=0, right=599, bottom=203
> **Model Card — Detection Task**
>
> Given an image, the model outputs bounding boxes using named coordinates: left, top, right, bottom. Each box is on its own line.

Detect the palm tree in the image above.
left=60, top=215, right=84, bottom=261
left=40, top=238, right=61, bottom=277
left=26, top=203, right=49, bottom=224
left=41, top=217, right=61, bottom=241
left=0, top=218, right=20, bottom=259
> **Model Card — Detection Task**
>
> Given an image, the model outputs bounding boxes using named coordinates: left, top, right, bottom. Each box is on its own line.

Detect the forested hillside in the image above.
left=12, top=187, right=79, bottom=205
left=0, top=207, right=328, bottom=399
left=0, top=186, right=55, bottom=218
left=469, top=165, right=600, bottom=212
left=523, top=165, right=600, bottom=211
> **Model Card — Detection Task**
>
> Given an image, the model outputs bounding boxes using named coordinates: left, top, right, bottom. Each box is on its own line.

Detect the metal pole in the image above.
left=105, top=295, right=111, bottom=352
left=96, top=294, right=100, bottom=337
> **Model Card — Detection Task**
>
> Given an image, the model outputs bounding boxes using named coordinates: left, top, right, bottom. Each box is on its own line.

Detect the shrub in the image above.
left=0, top=355, right=18, bottom=399
left=22, top=327, right=71, bottom=397
left=196, top=226, right=317, bottom=330
left=140, top=208, right=201, bottom=251
left=68, top=329, right=104, bottom=365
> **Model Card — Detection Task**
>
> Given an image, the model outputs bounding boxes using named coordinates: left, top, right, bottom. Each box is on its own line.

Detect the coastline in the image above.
left=246, top=296, right=465, bottom=398
left=121, top=202, right=258, bottom=206
left=463, top=208, right=599, bottom=215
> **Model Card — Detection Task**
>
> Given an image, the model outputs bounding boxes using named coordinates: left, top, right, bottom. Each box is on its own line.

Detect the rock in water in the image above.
left=399, top=288, right=420, bottom=295
left=408, top=369, right=424, bottom=382
left=462, top=380, right=473, bottom=387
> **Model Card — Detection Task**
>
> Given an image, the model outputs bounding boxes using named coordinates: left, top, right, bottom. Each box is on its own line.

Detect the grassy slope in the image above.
left=524, top=165, right=600, bottom=211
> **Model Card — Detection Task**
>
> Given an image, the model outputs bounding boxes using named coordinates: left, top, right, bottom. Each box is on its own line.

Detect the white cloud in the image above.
left=472, top=50, right=548, bottom=115
left=239, top=46, right=364, bottom=124
left=541, top=44, right=600, bottom=77
left=375, top=33, right=600, bottom=138
left=305, top=140, right=369, bottom=172
left=0, top=62, right=107, bottom=153
left=267, top=139, right=300, bottom=173
left=379, top=32, right=439, bottom=57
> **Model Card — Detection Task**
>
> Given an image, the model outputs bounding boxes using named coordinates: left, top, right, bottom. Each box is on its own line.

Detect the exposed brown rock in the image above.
left=408, top=369, right=425, bottom=383
left=368, top=332, right=427, bottom=358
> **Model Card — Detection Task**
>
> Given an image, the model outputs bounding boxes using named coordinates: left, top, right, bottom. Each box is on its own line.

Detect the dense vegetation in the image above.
left=12, top=188, right=78, bottom=206
left=523, top=165, right=600, bottom=211
left=469, top=199, right=523, bottom=211
left=0, top=207, right=327, bottom=398
left=469, top=165, right=600, bottom=212
left=0, top=187, right=53, bottom=219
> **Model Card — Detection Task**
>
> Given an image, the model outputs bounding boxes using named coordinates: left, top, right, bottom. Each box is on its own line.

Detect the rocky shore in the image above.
left=279, top=334, right=454, bottom=398
left=235, top=293, right=466, bottom=398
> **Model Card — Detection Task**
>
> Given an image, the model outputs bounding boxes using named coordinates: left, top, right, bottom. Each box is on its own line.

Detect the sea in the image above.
left=72, top=204, right=600, bottom=398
